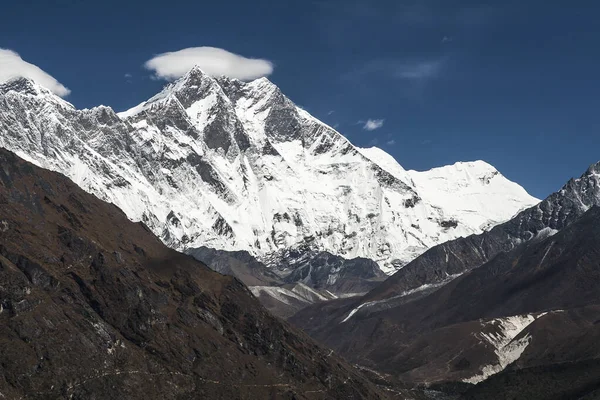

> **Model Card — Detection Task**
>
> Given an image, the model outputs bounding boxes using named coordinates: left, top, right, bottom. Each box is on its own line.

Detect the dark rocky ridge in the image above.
left=0, top=149, right=387, bottom=399
left=188, top=246, right=386, bottom=319
left=291, top=205, right=600, bottom=397
left=186, top=246, right=283, bottom=287
left=188, top=246, right=385, bottom=294
left=276, top=250, right=386, bottom=295
left=463, top=357, right=600, bottom=400
left=365, top=161, right=600, bottom=303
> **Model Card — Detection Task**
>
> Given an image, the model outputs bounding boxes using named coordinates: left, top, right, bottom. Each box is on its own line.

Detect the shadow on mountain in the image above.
left=0, top=148, right=386, bottom=399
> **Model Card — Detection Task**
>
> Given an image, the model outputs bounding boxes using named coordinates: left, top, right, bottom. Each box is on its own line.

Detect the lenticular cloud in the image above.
left=144, top=47, right=274, bottom=81
left=0, top=48, right=71, bottom=97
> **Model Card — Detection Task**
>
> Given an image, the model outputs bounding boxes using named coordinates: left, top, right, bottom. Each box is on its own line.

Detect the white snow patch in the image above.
left=291, top=283, right=330, bottom=302
left=463, top=313, right=547, bottom=384
left=340, top=272, right=465, bottom=323
left=536, top=227, right=559, bottom=240
left=341, top=302, right=370, bottom=323
left=249, top=286, right=308, bottom=306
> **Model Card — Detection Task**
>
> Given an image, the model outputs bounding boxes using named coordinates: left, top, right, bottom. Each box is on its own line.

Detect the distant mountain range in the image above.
left=0, top=71, right=536, bottom=287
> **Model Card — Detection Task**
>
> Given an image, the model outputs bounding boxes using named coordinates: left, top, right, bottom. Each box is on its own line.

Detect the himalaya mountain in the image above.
left=293, top=158, right=600, bottom=332
left=291, top=159, right=600, bottom=398
left=363, top=159, right=600, bottom=304
left=0, top=69, right=537, bottom=284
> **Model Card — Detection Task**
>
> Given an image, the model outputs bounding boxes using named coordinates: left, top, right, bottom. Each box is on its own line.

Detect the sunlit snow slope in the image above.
left=0, top=70, right=539, bottom=274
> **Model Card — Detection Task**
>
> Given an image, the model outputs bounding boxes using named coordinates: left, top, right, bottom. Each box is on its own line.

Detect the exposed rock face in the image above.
left=292, top=205, right=600, bottom=398
left=0, top=72, right=538, bottom=284
left=189, top=246, right=385, bottom=319
left=363, top=159, right=600, bottom=303
left=248, top=284, right=337, bottom=320
left=186, top=246, right=283, bottom=287
left=0, top=149, right=387, bottom=399
left=276, top=250, right=386, bottom=295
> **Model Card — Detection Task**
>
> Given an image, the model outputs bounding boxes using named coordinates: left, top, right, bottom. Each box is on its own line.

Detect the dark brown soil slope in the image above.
left=0, top=149, right=385, bottom=400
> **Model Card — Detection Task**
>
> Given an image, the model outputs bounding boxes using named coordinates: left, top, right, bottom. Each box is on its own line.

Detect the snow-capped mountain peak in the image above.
left=1, top=76, right=51, bottom=96
left=585, top=160, right=600, bottom=177
left=0, top=71, right=539, bottom=276
left=0, top=77, right=74, bottom=110
left=408, top=160, right=537, bottom=231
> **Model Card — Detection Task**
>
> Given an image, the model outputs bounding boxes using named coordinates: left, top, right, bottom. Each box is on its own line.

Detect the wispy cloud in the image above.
left=386, top=139, right=396, bottom=145
left=314, top=1, right=500, bottom=48
left=314, top=1, right=499, bottom=26
left=344, top=57, right=446, bottom=83
left=0, top=48, right=70, bottom=97
left=124, top=73, right=132, bottom=78
left=144, top=47, right=274, bottom=81
left=363, top=119, right=385, bottom=131
left=394, top=60, right=444, bottom=80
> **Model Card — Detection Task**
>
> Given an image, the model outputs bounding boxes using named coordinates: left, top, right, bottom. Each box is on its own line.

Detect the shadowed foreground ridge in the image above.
left=292, top=203, right=600, bottom=399
left=0, top=149, right=385, bottom=399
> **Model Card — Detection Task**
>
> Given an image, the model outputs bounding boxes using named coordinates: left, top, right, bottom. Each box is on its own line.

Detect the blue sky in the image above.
left=1, top=0, right=599, bottom=199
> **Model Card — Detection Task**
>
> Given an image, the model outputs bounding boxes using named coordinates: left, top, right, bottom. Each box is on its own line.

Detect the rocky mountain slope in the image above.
left=0, top=71, right=538, bottom=282
left=189, top=246, right=386, bottom=318
left=366, top=159, right=600, bottom=301
left=305, top=159, right=600, bottom=320
left=291, top=163, right=600, bottom=398
left=0, top=148, right=390, bottom=399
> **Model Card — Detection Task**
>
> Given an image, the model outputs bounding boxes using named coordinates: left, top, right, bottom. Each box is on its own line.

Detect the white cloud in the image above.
left=363, top=119, right=385, bottom=131
left=386, top=139, right=396, bottom=145
left=0, top=48, right=70, bottom=97
left=144, top=47, right=274, bottom=81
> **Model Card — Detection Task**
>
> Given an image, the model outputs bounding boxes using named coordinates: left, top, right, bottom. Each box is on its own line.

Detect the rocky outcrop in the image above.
left=189, top=246, right=385, bottom=319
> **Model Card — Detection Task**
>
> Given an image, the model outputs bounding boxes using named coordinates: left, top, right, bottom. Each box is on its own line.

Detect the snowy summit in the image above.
left=0, top=69, right=538, bottom=274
